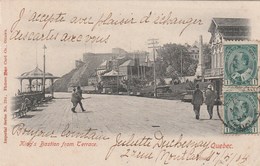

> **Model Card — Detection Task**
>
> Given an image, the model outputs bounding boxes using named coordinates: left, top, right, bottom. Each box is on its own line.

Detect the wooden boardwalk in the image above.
left=12, top=93, right=223, bottom=136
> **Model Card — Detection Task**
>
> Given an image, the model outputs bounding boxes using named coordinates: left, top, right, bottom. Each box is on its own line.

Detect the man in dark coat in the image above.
left=205, top=84, right=216, bottom=119
left=191, top=84, right=204, bottom=120
left=76, top=86, right=86, bottom=112
left=71, top=88, right=78, bottom=113
left=71, top=86, right=86, bottom=113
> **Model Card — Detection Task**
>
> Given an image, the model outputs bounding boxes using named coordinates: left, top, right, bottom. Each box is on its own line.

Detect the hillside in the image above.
left=53, top=54, right=111, bottom=92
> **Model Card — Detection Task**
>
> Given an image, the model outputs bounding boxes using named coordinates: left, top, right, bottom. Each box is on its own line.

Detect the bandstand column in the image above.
left=29, top=79, right=32, bottom=92
left=20, top=79, right=23, bottom=93
left=51, top=79, right=54, bottom=98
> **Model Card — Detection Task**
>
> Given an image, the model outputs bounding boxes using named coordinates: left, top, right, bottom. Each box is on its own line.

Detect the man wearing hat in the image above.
left=191, top=84, right=204, bottom=120
left=71, top=86, right=86, bottom=113
left=76, top=86, right=86, bottom=112
left=71, top=87, right=78, bottom=113
left=205, top=84, right=216, bottom=119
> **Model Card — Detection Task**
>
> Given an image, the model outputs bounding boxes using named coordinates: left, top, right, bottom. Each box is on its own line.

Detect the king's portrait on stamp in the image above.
left=224, top=92, right=258, bottom=134
left=224, top=44, right=258, bottom=86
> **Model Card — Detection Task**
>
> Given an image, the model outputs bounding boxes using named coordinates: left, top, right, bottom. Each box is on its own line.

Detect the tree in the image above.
left=157, top=43, right=197, bottom=78
left=166, top=65, right=179, bottom=80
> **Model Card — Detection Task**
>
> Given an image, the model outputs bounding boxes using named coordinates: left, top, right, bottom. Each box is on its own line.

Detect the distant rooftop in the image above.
left=120, top=60, right=134, bottom=67
left=103, top=70, right=122, bottom=77
left=99, top=60, right=108, bottom=67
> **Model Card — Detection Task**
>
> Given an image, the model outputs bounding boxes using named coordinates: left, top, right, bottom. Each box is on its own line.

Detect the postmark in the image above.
left=224, top=44, right=258, bottom=86
left=223, top=92, right=259, bottom=134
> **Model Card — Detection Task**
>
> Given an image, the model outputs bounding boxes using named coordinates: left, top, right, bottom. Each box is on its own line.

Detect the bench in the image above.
left=43, top=96, right=53, bottom=103
left=13, top=104, right=28, bottom=118
left=13, top=98, right=37, bottom=118
left=28, top=99, right=38, bottom=111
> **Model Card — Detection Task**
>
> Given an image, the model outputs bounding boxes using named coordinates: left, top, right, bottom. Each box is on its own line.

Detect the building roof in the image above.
left=89, top=72, right=97, bottom=77
left=208, top=18, right=251, bottom=43
left=120, top=60, right=134, bottom=67
left=103, top=70, right=122, bottom=77
left=213, top=18, right=249, bottom=27
left=208, top=18, right=250, bottom=33
left=192, top=41, right=199, bottom=48
left=116, top=54, right=127, bottom=60
left=99, top=60, right=108, bottom=67
left=17, top=67, right=59, bottom=79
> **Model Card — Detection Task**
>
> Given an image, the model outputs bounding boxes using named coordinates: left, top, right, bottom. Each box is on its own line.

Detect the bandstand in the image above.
left=17, top=67, right=59, bottom=97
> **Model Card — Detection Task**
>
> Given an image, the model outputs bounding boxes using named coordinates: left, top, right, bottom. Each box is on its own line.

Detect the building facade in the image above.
left=188, top=43, right=199, bottom=60
left=96, top=51, right=152, bottom=93
left=205, top=18, right=251, bottom=95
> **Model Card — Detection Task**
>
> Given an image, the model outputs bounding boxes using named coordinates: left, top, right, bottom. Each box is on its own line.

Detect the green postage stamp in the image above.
left=223, top=43, right=259, bottom=134
left=224, top=92, right=258, bottom=134
left=224, top=44, right=258, bottom=86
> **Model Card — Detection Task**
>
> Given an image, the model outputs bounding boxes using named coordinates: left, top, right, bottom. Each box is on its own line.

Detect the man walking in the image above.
left=205, top=84, right=216, bottom=119
left=71, top=86, right=86, bottom=113
left=191, top=84, right=204, bottom=120
left=71, top=88, right=78, bottom=113
left=76, top=86, right=86, bottom=112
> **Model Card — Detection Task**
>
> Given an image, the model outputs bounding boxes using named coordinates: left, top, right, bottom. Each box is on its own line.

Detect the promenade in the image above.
left=12, top=93, right=223, bottom=136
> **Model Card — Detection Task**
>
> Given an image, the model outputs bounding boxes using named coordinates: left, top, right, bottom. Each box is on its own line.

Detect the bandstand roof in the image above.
left=17, top=67, right=59, bottom=79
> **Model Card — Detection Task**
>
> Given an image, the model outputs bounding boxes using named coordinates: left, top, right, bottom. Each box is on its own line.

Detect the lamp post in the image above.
left=181, top=49, right=183, bottom=82
left=153, top=47, right=157, bottom=97
left=43, top=45, right=47, bottom=98
left=117, top=60, right=119, bottom=94
left=148, top=39, right=159, bottom=98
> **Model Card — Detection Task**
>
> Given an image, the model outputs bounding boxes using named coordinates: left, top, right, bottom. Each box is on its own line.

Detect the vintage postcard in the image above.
left=1, top=0, right=260, bottom=165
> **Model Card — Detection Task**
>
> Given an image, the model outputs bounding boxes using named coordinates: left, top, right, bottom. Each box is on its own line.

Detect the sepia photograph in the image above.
left=1, top=1, right=260, bottom=165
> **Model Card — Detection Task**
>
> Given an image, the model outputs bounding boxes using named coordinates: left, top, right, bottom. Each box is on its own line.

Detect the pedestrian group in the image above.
left=192, top=84, right=216, bottom=120
left=71, top=84, right=216, bottom=118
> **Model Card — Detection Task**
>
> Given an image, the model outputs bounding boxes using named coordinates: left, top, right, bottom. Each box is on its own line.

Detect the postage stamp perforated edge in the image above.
left=222, top=40, right=260, bottom=135
left=223, top=42, right=258, bottom=86
left=223, top=92, right=259, bottom=134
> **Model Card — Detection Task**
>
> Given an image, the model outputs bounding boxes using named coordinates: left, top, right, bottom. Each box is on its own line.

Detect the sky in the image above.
left=2, top=1, right=260, bottom=91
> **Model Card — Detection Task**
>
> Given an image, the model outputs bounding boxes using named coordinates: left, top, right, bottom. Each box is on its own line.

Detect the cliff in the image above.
left=53, top=53, right=111, bottom=92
